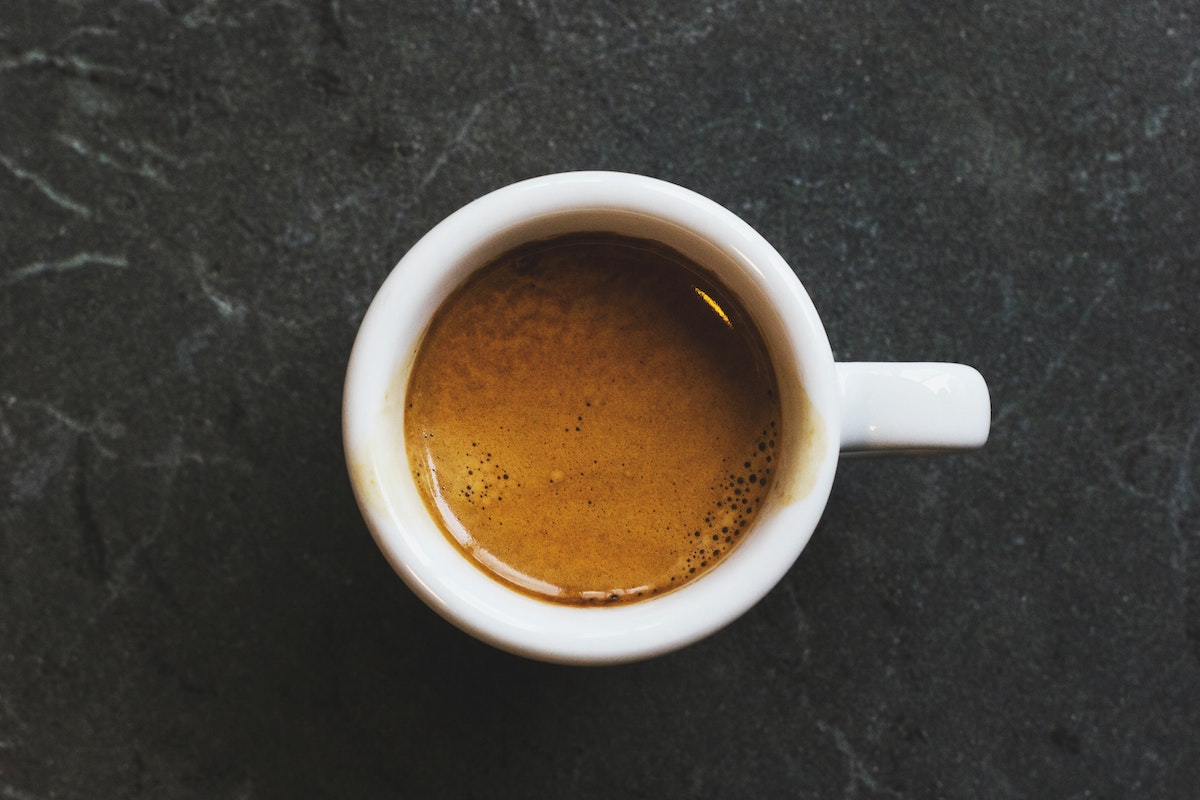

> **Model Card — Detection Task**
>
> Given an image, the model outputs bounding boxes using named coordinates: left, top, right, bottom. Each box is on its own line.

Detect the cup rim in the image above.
left=344, top=171, right=841, bottom=664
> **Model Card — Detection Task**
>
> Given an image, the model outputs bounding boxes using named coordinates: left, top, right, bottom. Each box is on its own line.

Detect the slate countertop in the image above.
left=2, top=1, right=1197, bottom=797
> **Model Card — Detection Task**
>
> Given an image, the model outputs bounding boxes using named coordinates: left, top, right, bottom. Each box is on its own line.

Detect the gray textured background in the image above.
left=2, top=1, right=1198, bottom=797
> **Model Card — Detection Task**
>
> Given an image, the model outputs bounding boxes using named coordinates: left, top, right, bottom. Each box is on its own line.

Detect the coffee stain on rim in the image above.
left=774, top=377, right=826, bottom=508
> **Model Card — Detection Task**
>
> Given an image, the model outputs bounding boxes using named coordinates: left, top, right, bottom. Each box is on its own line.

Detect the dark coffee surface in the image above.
left=405, top=234, right=780, bottom=604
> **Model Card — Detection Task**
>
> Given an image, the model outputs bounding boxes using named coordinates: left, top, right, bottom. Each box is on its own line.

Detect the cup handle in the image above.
left=836, top=362, right=990, bottom=455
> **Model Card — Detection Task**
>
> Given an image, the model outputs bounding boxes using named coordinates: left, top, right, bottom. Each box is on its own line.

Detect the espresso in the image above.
left=404, top=233, right=781, bottom=605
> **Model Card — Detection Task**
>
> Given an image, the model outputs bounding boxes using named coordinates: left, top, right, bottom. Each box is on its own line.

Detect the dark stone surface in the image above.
left=2, top=1, right=1197, bottom=797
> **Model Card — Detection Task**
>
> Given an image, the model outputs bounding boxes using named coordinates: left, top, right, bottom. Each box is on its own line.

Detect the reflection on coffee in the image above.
left=404, top=233, right=781, bottom=605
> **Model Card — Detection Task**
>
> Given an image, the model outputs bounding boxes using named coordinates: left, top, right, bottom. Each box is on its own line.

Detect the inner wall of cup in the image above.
left=387, top=208, right=828, bottom=564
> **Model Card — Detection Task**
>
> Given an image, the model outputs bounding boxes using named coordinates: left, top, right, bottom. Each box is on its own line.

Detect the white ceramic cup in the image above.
left=343, top=171, right=990, bottom=665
